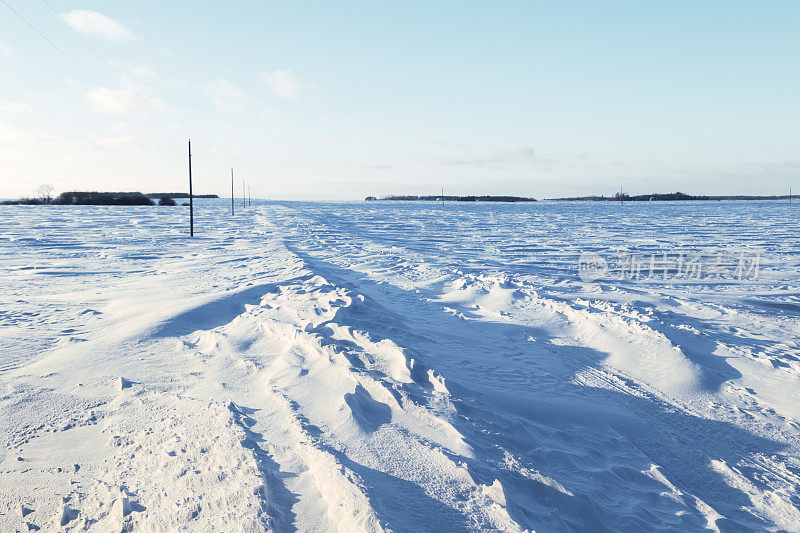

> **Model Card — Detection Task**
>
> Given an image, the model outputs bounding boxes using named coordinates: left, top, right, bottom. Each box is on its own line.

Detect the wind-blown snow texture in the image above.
left=1, top=200, right=799, bottom=531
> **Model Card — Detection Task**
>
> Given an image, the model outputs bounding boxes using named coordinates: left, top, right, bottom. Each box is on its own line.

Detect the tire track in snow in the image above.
left=202, top=272, right=526, bottom=531
left=262, top=204, right=800, bottom=531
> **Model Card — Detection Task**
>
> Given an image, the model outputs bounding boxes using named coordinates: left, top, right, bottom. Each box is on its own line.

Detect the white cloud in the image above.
left=86, top=87, right=167, bottom=115
left=96, top=135, right=151, bottom=151
left=110, top=62, right=187, bottom=88
left=0, top=121, right=42, bottom=144
left=128, top=65, right=159, bottom=79
left=204, top=80, right=246, bottom=113
left=429, top=146, right=538, bottom=166
left=210, top=146, right=232, bottom=160
left=0, top=120, right=77, bottom=148
left=260, top=70, right=305, bottom=100
left=62, top=10, right=135, bottom=41
left=0, top=41, right=10, bottom=55
left=0, top=102, right=33, bottom=114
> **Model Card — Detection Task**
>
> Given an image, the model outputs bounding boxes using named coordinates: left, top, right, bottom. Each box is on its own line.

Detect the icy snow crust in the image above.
left=0, top=200, right=799, bottom=531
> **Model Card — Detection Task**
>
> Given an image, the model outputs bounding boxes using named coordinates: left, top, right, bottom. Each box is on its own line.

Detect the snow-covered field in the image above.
left=1, top=200, right=799, bottom=531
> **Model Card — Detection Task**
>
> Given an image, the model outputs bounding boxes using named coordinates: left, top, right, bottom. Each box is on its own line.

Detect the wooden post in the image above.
left=188, top=139, right=194, bottom=237
left=248, top=185, right=251, bottom=207
left=242, top=179, right=245, bottom=209
left=231, top=168, right=235, bottom=215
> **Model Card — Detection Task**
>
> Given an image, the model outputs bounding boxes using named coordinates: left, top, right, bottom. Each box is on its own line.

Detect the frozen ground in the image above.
left=0, top=200, right=799, bottom=531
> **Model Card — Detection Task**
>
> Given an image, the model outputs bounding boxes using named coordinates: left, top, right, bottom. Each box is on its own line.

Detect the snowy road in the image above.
left=1, top=201, right=799, bottom=531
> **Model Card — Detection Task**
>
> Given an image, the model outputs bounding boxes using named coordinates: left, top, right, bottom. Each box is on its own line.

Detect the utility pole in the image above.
left=231, top=168, right=235, bottom=215
left=188, top=139, right=194, bottom=237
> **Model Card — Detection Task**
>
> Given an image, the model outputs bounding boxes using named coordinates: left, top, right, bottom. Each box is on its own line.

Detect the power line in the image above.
left=38, top=0, right=175, bottom=132
left=40, top=0, right=124, bottom=76
left=1, top=0, right=176, bottom=146
left=38, top=0, right=248, bottom=176
left=1, top=0, right=106, bottom=89
left=4, top=0, right=249, bottom=197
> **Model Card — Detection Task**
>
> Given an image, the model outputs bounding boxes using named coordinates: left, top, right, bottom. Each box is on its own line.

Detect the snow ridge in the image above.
left=1, top=201, right=798, bottom=531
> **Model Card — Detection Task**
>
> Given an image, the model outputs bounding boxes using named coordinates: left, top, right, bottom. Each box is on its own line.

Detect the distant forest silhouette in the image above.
left=366, top=195, right=537, bottom=202
left=2, top=191, right=218, bottom=206
left=549, top=191, right=794, bottom=202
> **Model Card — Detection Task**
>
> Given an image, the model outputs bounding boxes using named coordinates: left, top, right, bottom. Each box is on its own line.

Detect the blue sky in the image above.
left=1, top=1, right=798, bottom=199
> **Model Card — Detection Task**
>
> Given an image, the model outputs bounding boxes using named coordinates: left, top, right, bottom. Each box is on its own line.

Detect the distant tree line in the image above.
left=366, top=195, right=537, bottom=202
left=550, top=191, right=795, bottom=202
left=5, top=191, right=164, bottom=206
left=54, top=191, right=155, bottom=205
left=145, top=193, right=219, bottom=199
left=2, top=189, right=218, bottom=206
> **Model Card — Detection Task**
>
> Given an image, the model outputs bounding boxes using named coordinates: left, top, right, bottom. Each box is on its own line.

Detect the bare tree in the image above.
left=35, top=184, right=54, bottom=204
